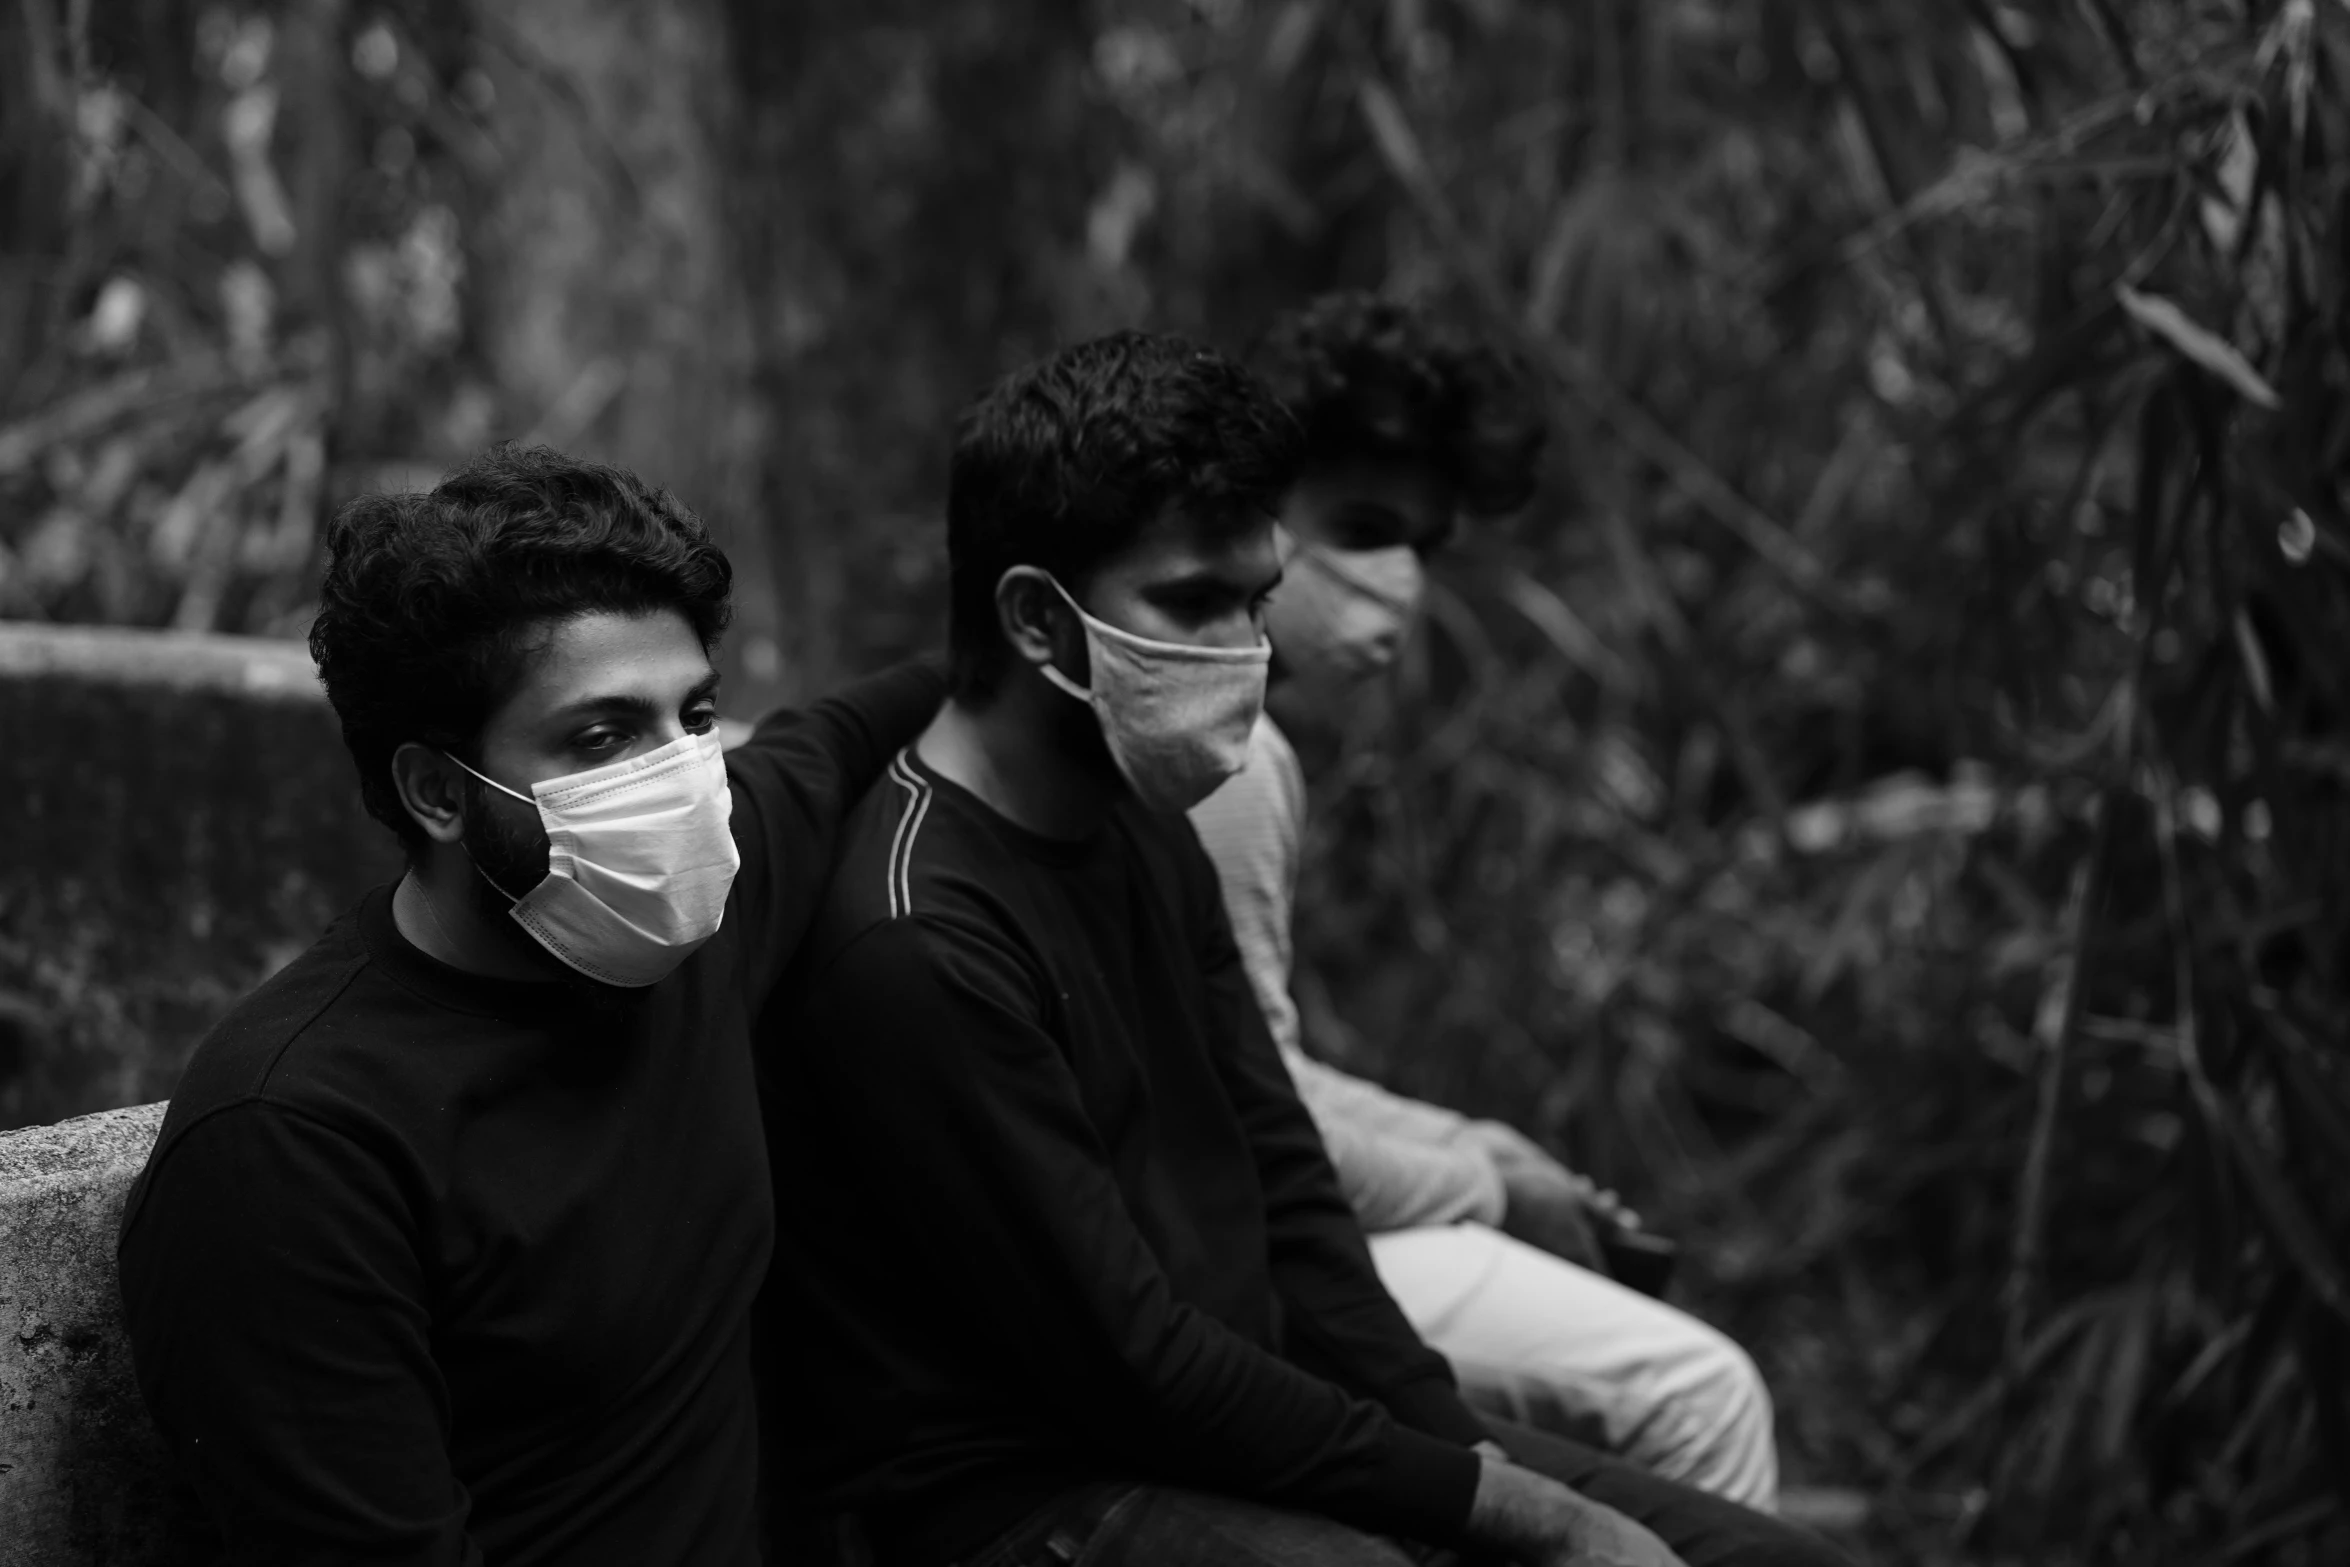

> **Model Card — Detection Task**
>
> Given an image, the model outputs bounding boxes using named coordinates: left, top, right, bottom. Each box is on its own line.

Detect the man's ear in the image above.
left=389, top=742, right=472, bottom=846
left=994, top=566, right=1079, bottom=674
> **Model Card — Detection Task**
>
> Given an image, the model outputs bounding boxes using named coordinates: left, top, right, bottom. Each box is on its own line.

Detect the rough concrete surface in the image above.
left=0, top=1100, right=185, bottom=1565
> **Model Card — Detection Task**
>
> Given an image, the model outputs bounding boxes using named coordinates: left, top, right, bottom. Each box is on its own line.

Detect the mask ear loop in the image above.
left=442, top=750, right=538, bottom=805
left=1029, top=574, right=1097, bottom=703
left=458, top=843, right=528, bottom=906
left=441, top=750, right=537, bottom=906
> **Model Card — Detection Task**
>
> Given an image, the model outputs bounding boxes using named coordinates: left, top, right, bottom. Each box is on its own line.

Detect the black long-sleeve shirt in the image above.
left=116, top=663, right=943, bottom=1566
left=758, top=748, right=1486, bottom=1566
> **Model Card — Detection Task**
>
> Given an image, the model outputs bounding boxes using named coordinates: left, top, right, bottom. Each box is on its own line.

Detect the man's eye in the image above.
left=685, top=707, right=718, bottom=734
left=575, top=728, right=628, bottom=754
left=1332, top=504, right=1411, bottom=550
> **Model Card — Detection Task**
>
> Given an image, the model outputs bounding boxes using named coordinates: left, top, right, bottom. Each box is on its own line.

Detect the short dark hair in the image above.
left=946, top=330, right=1300, bottom=697
left=310, top=443, right=734, bottom=855
left=1251, top=292, right=1547, bottom=516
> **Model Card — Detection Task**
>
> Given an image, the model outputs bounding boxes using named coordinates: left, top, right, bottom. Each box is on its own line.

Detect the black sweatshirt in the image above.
left=758, top=748, right=1486, bottom=1566
left=116, top=663, right=943, bottom=1567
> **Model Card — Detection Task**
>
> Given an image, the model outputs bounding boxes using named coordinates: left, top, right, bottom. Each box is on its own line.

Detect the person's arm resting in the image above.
left=725, top=659, right=945, bottom=997
left=797, top=917, right=1483, bottom=1546
left=117, top=1104, right=480, bottom=1566
left=1292, top=1050, right=1486, bottom=1148
left=1287, top=1054, right=1508, bottom=1233
left=1185, top=855, right=1492, bottom=1453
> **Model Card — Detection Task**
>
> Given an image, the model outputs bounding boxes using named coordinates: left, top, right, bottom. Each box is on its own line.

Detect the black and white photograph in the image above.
left=2, top=4, right=2344, bottom=1565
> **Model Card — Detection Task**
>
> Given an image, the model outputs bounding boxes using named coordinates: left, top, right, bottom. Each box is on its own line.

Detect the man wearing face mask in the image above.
left=758, top=333, right=1845, bottom=1567
left=116, top=444, right=941, bottom=1564
left=1188, top=294, right=1781, bottom=1510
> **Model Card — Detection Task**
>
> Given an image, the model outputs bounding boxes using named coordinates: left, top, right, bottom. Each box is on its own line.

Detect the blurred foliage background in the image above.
left=5, top=1, right=2349, bottom=1562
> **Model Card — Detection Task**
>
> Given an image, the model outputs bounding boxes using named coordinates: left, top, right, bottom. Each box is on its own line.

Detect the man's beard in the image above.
left=459, top=776, right=551, bottom=930
left=1043, top=678, right=1126, bottom=789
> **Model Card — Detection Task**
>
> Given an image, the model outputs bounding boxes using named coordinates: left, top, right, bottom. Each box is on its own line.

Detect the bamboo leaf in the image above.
left=2154, top=776, right=2350, bottom=1323
left=2162, top=1316, right=2251, bottom=1410
left=2265, top=1023, right=2350, bottom=1170
left=2233, top=609, right=2277, bottom=713
left=2207, top=1088, right=2350, bottom=1324
left=1900, top=1288, right=2122, bottom=1470
left=1499, top=571, right=1635, bottom=691
left=2032, top=1316, right=2113, bottom=1492
left=2116, top=285, right=2284, bottom=409
left=2095, top=1287, right=2157, bottom=1465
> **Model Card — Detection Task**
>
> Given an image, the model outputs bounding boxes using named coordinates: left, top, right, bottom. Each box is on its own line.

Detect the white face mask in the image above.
left=449, top=731, right=739, bottom=987
left=1265, top=542, right=1426, bottom=687
left=1034, top=575, right=1271, bottom=814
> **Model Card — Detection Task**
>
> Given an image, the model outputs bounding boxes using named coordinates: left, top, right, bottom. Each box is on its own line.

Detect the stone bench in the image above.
left=0, top=1101, right=182, bottom=1565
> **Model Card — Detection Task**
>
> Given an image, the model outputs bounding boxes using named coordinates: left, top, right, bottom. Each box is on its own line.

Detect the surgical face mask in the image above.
left=1034, top=576, right=1270, bottom=814
left=1265, top=542, right=1426, bottom=687
left=447, top=730, right=739, bottom=987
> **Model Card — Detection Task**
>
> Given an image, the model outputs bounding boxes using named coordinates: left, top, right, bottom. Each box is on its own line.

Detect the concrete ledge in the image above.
left=0, top=627, right=391, bottom=1554
left=0, top=621, right=323, bottom=702
left=0, top=1101, right=180, bottom=1565
left=0, top=621, right=399, bottom=1130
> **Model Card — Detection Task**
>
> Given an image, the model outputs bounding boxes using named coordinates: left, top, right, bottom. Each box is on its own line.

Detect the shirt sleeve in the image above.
left=116, top=1103, right=481, bottom=1566
left=724, top=660, right=945, bottom=1006
left=1287, top=1056, right=1508, bottom=1232
left=1178, top=836, right=1494, bottom=1453
left=1187, top=717, right=1306, bottom=1058
left=794, top=914, right=1483, bottom=1546
left=1188, top=720, right=1506, bottom=1235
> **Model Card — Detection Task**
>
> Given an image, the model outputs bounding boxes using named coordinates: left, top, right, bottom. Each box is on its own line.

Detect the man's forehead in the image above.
left=1120, top=503, right=1281, bottom=576
left=1293, top=456, right=1456, bottom=548
left=497, top=609, right=714, bottom=715
left=1311, top=452, right=1451, bottom=506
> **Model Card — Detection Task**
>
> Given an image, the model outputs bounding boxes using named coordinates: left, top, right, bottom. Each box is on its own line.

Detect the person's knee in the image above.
left=1667, top=1329, right=1781, bottom=1510
left=1123, top=1486, right=1421, bottom=1567
left=1482, top=1416, right=1842, bottom=1567
left=1703, top=1336, right=1777, bottom=1445
left=1739, top=1519, right=1856, bottom=1567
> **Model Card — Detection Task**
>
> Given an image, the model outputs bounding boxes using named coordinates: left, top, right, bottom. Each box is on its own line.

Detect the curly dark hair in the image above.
left=946, top=329, right=1300, bottom=697
left=1250, top=291, right=1547, bottom=516
left=309, top=442, right=734, bottom=856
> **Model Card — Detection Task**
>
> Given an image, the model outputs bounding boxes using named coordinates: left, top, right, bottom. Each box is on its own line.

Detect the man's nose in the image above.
left=1203, top=611, right=1268, bottom=650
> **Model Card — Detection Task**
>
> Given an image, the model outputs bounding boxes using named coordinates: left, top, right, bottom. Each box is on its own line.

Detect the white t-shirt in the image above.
left=1189, top=714, right=1506, bottom=1232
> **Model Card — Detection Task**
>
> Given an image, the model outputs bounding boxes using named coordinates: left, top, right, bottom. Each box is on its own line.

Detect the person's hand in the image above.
left=1468, top=1447, right=1687, bottom=1567
left=1468, top=1121, right=1642, bottom=1231
left=1494, top=1159, right=1609, bottom=1273
left=1463, top=1119, right=1554, bottom=1174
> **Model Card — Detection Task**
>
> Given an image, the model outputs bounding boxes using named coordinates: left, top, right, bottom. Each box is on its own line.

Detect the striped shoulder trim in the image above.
left=882, top=749, right=934, bottom=920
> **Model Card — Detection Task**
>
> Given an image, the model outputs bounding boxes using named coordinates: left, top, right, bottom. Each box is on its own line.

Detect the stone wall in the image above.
left=0, top=625, right=391, bottom=1557
left=0, top=621, right=399, bottom=1130
left=0, top=1101, right=183, bottom=1565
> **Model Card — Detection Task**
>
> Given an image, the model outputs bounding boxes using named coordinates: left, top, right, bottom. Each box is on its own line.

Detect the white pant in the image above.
left=1368, top=1223, right=1780, bottom=1511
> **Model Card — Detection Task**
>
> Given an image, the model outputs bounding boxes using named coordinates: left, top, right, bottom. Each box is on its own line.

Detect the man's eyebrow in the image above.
left=1148, top=565, right=1283, bottom=596
left=546, top=671, right=722, bottom=723
left=547, top=692, right=662, bottom=722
